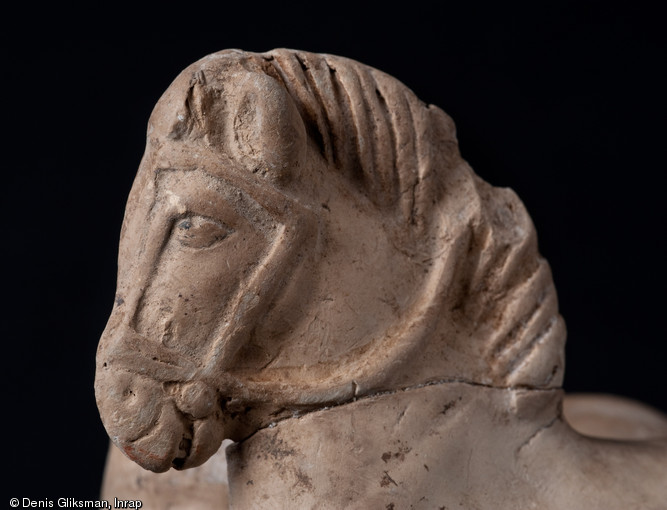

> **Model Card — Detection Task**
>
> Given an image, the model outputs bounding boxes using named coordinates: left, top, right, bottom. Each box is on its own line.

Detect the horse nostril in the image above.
left=96, top=370, right=164, bottom=443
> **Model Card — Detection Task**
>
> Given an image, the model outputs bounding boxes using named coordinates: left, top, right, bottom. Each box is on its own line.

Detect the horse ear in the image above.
left=227, top=73, right=307, bottom=183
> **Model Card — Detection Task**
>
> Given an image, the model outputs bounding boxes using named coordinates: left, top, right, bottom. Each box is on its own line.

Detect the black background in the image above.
left=7, top=2, right=666, bottom=501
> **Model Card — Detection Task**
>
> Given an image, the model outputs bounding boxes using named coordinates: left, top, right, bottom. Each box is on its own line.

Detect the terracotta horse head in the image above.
left=95, top=49, right=564, bottom=472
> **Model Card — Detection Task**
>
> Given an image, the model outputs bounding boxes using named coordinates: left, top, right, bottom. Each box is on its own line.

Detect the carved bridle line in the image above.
left=196, top=167, right=320, bottom=383
left=104, top=156, right=319, bottom=395
left=236, top=219, right=464, bottom=404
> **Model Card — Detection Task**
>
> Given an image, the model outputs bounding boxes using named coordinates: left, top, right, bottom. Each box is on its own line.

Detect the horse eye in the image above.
left=173, top=215, right=234, bottom=249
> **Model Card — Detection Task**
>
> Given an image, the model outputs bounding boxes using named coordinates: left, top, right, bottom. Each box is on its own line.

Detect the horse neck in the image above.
left=225, top=381, right=562, bottom=509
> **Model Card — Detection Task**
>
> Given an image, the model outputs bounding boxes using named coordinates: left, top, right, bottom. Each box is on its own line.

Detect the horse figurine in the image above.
left=95, top=49, right=667, bottom=509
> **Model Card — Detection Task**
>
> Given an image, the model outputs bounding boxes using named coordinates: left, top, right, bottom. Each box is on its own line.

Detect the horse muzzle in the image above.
left=95, top=361, right=225, bottom=472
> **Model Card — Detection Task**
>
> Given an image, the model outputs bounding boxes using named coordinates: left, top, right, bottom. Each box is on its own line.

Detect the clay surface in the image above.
left=95, top=49, right=667, bottom=508
left=100, top=394, right=667, bottom=509
left=563, top=393, right=667, bottom=440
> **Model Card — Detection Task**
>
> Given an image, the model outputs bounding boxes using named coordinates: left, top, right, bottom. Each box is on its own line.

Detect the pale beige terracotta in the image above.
left=95, top=49, right=667, bottom=508
left=100, top=394, right=667, bottom=509
left=563, top=393, right=667, bottom=440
